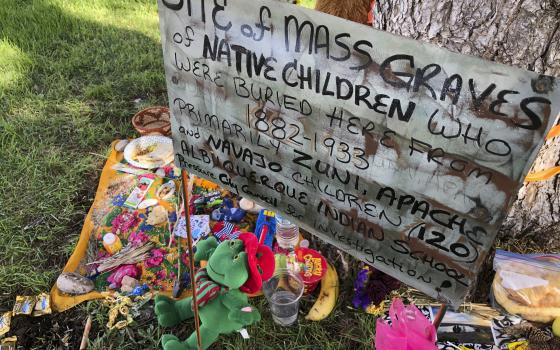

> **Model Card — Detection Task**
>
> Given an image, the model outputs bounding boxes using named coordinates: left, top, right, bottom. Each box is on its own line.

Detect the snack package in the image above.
left=492, top=250, right=560, bottom=322
left=12, top=296, right=36, bottom=316
left=32, top=293, right=52, bottom=316
left=124, top=176, right=154, bottom=209
left=0, top=336, right=17, bottom=350
left=295, top=247, right=327, bottom=295
left=0, top=311, right=11, bottom=337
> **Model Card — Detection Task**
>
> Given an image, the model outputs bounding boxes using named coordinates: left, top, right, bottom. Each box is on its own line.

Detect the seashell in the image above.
left=138, top=198, right=159, bottom=209
left=239, top=198, right=264, bottom=214
left=56, top=272, right=95, bottom=295
left=156, top=181, right=176, bottom=200
left=115, top=139, right=129, bottom=152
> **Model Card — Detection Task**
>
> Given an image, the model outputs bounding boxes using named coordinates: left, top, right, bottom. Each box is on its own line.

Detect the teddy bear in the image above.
left=315, top=0, right=372, bottom=24
left=154, top=233, right=275, bottom=350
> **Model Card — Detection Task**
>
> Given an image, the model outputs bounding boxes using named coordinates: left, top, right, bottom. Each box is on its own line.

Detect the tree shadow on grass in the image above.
left=0, top=1, right=166, bottom=348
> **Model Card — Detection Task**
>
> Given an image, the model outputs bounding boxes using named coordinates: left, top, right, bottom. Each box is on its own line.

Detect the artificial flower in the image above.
left=376, top=298, right=437, bottom=350
left=352, top=267, right=372, bottom=309
left=366, top=269, right=400, bottom=305
left=366, top=301, right=386, bottom=316
left=353, top=266, right=400, bottom=311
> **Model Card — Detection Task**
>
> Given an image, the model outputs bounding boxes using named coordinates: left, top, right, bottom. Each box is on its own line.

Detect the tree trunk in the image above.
left=370, top=0, right=560, bottom=243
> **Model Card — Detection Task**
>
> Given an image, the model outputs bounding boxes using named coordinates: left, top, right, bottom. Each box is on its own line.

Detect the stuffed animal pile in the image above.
left=154, top=233, right=274, bottom=350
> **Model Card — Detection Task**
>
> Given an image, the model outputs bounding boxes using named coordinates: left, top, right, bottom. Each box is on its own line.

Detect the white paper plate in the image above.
left=124, top=136, right=174, bottom=169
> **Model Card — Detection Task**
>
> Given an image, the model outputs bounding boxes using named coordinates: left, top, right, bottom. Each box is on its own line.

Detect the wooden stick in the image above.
left=432, top=303, right=447, bottom=330
left=79, top=315, right=92, bottom=350
left=174, top=187, right=182, bottom=292
left=181, top=169, right=203, bottom=350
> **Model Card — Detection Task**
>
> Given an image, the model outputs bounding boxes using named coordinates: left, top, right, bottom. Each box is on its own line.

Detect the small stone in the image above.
left=56, top=272, right=94, bottom=295
left=115, top=139, right=129, bottom=152
left=239, top=198, right=255, bottom=211
left=239, top=198, right=263, bottom=214
left=120, top=276, right=140, bottom=293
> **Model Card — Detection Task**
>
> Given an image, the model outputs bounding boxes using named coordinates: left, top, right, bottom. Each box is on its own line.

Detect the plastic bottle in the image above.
left=103, top=233, right=123, bottom=255
left=275, top=215, right=299, bottom=250
left=275, top=215, right=300, bottom=272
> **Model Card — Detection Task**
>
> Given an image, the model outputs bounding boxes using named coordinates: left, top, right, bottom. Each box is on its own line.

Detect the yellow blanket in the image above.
left=50, top=141, right=204, bottom=312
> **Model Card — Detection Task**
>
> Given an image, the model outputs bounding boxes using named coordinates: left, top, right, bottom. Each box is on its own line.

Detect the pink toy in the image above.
left=108, top=264, right=140, bottom=289
left=375, top=298, right=437, bottom=350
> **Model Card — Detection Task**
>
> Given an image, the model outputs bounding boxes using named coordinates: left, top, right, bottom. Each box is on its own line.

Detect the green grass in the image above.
left=0, top=0, right=378, bottom=348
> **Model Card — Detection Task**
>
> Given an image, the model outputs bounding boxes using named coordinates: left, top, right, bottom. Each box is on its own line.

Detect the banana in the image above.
left=305, top=262, right=339, bottom=321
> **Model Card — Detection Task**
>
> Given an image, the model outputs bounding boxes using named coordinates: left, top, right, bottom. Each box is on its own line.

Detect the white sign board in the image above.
left=156, top=0, right=559, bottom=305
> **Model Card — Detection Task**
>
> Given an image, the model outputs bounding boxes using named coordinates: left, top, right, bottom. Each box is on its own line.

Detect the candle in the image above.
left=103, top=233, right=123, bottom=255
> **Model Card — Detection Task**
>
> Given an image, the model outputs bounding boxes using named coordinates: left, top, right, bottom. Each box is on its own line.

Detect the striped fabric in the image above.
left=213, top=222, right=240, bottom=241
left=193, top=268, right=226, bottom=308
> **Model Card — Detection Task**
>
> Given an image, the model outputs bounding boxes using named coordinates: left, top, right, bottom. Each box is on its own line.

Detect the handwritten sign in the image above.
left=156, top=0, right=560, bottom=305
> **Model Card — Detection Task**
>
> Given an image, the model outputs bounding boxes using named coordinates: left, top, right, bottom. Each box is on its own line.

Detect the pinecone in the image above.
left=526, top=328, right=553, bottom=350
left=549, top=337, right=560, bottom=349
left=504, top=322, right=560, bottom=350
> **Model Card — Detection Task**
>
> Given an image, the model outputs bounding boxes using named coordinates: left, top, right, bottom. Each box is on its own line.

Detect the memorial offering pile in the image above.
left=60, top=127, right=560, bottom=350
left=43, top=109, right=346, bottom=345
left=52, top=139, right=186, bottom=297
left=52, top=136, right=263, bottom=301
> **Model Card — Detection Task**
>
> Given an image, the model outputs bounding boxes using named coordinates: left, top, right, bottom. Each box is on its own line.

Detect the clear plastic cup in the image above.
left=263, top=268, right=304, bottom=326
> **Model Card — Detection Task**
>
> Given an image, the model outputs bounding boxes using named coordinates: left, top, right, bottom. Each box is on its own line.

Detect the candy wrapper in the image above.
left=0, top=336, right=17, bottom=350
left=32, top=293, right=52, bottom=317
left=12, top=296, right=36, bottom=316
left=0, top=312, right=11, bottom=337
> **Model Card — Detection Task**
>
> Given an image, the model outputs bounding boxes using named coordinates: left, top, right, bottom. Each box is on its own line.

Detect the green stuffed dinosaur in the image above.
left=154, top=232, right=275, bottom=350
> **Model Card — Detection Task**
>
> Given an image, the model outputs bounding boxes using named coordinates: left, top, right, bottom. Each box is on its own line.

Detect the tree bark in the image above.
left=371, top=0, right=560, bottom=243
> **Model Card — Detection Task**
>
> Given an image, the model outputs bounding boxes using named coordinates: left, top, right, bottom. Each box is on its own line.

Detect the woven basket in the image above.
left=132, top=106, right=171, bottom=136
